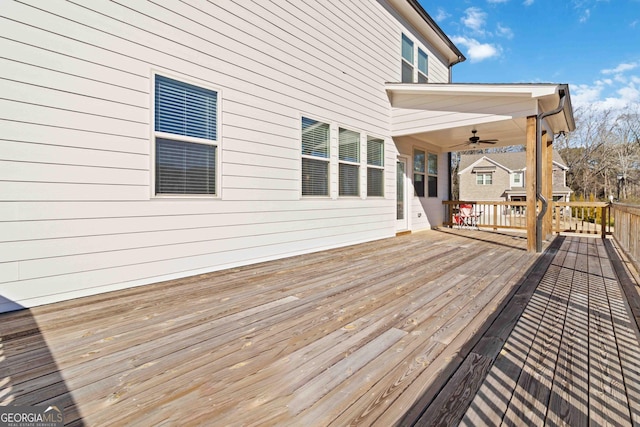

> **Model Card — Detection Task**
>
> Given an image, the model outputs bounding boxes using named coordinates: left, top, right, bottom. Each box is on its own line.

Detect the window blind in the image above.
left=156, top=138, right=216, bottom=194
left=339, top=128, right=359, bottom=162
left=302, top=158, right=329, bottom=196
left=367, top=137, right=384, bottom=166
left=155, top=75, right=217, bottom=140
left=302, top=117, right=329, bottom=158
left=367, top=168, right=384, bottom=197
left=339, top=164, right=359, bottom=196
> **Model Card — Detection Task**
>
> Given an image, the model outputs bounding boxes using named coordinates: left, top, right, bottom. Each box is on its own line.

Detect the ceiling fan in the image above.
left=466, top=129, right=498, bottom=145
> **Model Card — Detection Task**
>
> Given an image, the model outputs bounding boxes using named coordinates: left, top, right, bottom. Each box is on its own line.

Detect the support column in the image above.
left=542, top=132, right=553, bottom=240
left=526, top=115, right=537, bottom=252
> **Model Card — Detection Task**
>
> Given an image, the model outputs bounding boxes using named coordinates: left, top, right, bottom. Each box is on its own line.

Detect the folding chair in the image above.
left=455, top=203, right=479, bottom=229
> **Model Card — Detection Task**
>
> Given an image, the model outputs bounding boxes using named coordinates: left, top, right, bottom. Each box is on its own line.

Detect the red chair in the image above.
left=454, top=204, right=480, bottom=229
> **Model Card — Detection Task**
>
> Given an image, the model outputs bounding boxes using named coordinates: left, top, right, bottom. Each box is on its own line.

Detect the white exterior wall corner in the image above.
left=0, top=0, right=455, bottom=312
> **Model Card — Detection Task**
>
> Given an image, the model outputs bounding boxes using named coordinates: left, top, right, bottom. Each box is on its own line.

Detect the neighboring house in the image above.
left=0, top=1, right=575, bottom=313
left=458, top=151, right=572, bottom=202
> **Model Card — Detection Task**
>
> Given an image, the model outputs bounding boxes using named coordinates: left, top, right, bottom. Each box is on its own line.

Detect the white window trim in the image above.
left=477, top=172, right=493, bottom=185
left=301, top=115, right=332, bottom=198
left=366, top=135, right=385, bottom=198
left=150, top=70, right=222, bottom=199
left=338, top=127, right=361, bottom=198
left=417, top=48, right=429, bottom=83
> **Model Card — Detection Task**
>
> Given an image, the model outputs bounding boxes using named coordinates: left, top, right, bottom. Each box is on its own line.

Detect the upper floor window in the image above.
left=154, top=74, right=218, bottom=195
left=427, top=153, right=438, bottom=197
left=301, top=117, right=330, bottom=196
left=512, top=171, right=523, bottom=186
left=477, top=172, right=493, bottom=185
left=367, top=137, right=384, bottom=197
left=401, top=34, right=414, bottom=83
left=417, top=48, right=428, bottom=83
left=339, top=128, right=360, bottom=197
left=401, top=34, right=429, bottom=83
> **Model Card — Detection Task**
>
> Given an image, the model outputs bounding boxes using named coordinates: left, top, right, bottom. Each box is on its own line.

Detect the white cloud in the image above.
left=579, top=8, right=591, bottom=22
left=434, top=8, right=449, bottom=22
left=572, top=77, right=640, bottom=111
left=496, top=23, right=514, bottom=39
left=452, top=36, right=501, bottom=62
left=487, top=0, right=509, bottom=3
left=462, top=7, right=487, bottom=34
left=602, top=62, right=638, bottom=74
left=618, top=84, right=640, bottom=103
left=523, top=0, right=534, bottom=5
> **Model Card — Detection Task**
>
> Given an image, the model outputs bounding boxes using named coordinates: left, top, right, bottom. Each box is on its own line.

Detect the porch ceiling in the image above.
left=386, top=83, right=575, bottom=152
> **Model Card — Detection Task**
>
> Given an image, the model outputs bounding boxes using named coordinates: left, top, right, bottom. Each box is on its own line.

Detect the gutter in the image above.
left=535, top=89, right=567, bottom=252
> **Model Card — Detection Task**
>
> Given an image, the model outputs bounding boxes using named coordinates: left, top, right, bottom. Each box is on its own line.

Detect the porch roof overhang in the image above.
left=386, top=83, right=575, bottom=152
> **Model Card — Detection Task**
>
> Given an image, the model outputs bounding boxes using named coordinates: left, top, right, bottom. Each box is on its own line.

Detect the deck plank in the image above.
left=2, top=231, right=639, bottom=427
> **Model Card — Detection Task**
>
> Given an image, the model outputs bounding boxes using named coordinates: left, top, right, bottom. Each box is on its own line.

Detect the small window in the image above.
left=339, top=128, right=360, bottom=197
left=302, top=117, right=330, bottom=196
left=154, top=74, right=218, bottom=195
left=417, top=48, right=428, bottom=83
left=513, top=172, right=523, bottom=186
left=401, top=34, right=414, bottom=83
left=413, top=149, right=425, bottom=197
left=427, top=153, right=438, bottom=197
left=367, top=136, right=384, bottom=197
left=477, top=172, right=493, bottom=185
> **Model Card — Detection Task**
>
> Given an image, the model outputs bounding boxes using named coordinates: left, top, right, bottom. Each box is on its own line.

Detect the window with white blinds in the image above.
left=339, top=128, right=360, bottom=197
left=302, top=117, right=330, bottom=196
left=367, top=136, right=384, bottom=197
left=154, top=74, right=218, bottom=195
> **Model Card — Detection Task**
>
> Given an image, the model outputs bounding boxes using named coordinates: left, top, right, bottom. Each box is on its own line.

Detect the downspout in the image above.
left=535, top=89, right=566, bottom=252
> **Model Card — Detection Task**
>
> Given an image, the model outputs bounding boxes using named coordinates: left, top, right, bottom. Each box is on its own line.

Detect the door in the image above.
left=396, top=158, right=408, bottom=231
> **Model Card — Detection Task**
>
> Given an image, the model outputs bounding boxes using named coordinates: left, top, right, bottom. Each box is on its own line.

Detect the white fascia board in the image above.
left=385, top=83, right=560, bottom=99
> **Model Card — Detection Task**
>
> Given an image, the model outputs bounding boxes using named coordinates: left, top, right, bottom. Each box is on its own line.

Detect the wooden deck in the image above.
left=1, top=230, right=639, bottom=426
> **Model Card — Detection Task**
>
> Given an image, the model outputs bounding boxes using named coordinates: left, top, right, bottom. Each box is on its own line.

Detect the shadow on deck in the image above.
left=406, top=235, right=640, bottom=426
left=0, top=299, right=85, bottom=425
left=1, top=230, right=639, bottom=426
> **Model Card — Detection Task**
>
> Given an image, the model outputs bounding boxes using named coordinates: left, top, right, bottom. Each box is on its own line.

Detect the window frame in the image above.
left=476, top=172, right=493, bottom=185
left=366, top=136, right=385, bottom=197
left=413, top=148, right=425, bottom=197
left=401, top=33, right=415, bottom=83
left=301, top=116, right=331, bottom=197
left=151, top=71, right=221, bottom=198
left=417, top=48, right=429, bottom=83
left=338, top=127, right=361, bottom=197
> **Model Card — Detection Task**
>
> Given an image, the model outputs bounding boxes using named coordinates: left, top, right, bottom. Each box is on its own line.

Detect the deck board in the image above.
left=1, top=230, right=639, bottom=426
left=456, top=236, right=640, bottom=427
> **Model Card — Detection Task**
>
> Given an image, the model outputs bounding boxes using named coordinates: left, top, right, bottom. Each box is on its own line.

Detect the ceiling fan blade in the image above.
left=448, top=142, right=470, bottom=148
left=478, top=139, right=498, bottom=144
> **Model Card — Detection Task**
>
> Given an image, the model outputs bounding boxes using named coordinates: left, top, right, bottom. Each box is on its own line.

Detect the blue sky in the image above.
left=419, top=0, right=640, bottom=110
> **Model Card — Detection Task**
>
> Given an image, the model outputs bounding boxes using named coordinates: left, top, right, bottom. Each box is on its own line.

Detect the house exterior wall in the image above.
left=0, top=0, right=452, bottom=312
left=459, top=160, right=510, bottom=201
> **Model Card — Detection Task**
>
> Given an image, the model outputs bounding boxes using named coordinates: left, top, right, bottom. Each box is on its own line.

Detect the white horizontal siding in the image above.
left=0, top=0, right=456, bottom=311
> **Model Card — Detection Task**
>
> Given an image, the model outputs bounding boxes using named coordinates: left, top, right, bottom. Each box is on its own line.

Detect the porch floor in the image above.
left=1, top=230, right=639, bottom=426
